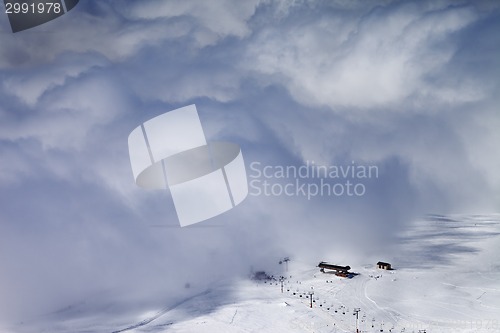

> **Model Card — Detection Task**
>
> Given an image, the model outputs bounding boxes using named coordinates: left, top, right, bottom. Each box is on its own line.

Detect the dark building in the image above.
left=376, top=261, right=392, bottom=270
left=318, top=262, right=351, bottom=273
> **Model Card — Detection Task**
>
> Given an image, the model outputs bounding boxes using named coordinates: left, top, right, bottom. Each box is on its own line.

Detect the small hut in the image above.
left=376, top=261, right=392, bottom=270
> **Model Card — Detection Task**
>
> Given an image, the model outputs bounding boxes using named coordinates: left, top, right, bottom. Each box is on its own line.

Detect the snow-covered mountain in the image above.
left=5, top=214, right=500, bottom=333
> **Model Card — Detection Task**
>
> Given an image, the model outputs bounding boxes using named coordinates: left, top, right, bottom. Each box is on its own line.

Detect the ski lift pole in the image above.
left=353, top=308, right=361, bottom=333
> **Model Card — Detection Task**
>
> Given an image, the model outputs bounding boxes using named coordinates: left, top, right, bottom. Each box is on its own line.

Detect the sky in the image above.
left=0, top=0, right=499, bottom=327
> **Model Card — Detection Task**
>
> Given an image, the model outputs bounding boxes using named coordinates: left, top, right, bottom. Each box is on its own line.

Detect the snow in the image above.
left=3, top=214, right=500, bottom=333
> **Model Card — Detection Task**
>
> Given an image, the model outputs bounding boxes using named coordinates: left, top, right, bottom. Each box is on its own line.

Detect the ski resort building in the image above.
left=318, top=262, right=351, bottom=274
left=376, top=261, right=392, bottom=270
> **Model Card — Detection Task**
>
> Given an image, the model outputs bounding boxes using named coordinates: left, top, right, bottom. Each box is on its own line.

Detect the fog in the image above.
left=0, top=0, right=499, bottom=327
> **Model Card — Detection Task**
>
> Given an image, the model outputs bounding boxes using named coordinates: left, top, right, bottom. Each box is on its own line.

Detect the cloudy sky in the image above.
left=0, top=0, right=499, bottom=327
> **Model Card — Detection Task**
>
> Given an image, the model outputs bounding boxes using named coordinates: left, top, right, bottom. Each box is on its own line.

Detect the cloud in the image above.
left=235, top=0, right=500, bottom=211
left=0, top=0, right=499, bottom=330
left=123, top=0, right=260, bottom=40
left=244, top=1, right=482, bottom=108
left=0, top=0, right=261, bottom=68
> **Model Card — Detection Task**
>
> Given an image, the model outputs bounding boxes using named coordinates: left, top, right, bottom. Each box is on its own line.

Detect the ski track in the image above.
left=111, top=290, right=211, bottom=333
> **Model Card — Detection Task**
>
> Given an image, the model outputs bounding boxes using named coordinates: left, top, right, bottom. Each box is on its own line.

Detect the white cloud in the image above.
left=1, top=68, right=130, bottom=150
left=0, top=0, right=261, bottom=68
left=0, top=1, right=499, bottom=329
left=244, top=2, right=479, bottom=108
left=124, top=0, right=260, bottom=39
left=2, top=55, right=107, bottom=106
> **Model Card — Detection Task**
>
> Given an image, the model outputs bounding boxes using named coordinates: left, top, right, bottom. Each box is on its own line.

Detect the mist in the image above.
left=0, top=0, right=499, bottom=327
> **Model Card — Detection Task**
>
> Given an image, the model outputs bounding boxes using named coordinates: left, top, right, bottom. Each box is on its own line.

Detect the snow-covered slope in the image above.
left=4, top=215, right=500, bottom=333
